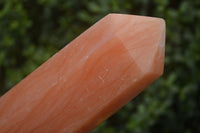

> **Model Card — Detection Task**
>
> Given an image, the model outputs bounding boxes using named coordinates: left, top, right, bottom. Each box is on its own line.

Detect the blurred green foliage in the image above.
left=0, top=0, right=200, bottom=132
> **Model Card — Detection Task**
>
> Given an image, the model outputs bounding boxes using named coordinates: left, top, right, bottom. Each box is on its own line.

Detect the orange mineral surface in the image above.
left=0, top=14, right=165, bottom=133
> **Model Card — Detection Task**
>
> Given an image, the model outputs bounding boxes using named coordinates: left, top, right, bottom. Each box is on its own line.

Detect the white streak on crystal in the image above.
left=133, top=78, right=137, bottom=82
left=98, top=76, right=104, bottom=83
left=52, top=81, right=57, bottom=86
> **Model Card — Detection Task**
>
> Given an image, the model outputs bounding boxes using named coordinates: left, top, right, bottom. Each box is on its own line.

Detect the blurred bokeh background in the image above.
left=0, top=0, right=200, bottom=132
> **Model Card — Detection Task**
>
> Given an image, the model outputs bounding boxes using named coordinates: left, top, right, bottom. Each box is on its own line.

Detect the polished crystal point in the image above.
left=0, top=14, right=165, bottom=133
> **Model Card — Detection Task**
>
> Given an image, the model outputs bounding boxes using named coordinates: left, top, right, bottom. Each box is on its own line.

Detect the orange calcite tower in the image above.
left=0, top=14, right=165, bottom=133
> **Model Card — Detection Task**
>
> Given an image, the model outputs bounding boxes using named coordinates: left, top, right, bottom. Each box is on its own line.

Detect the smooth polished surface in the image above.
left=0, top=14, right=165, bottom=133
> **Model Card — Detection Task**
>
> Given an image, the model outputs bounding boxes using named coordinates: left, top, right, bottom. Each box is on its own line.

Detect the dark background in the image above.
left=0, top=0, right=200, bottom=132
